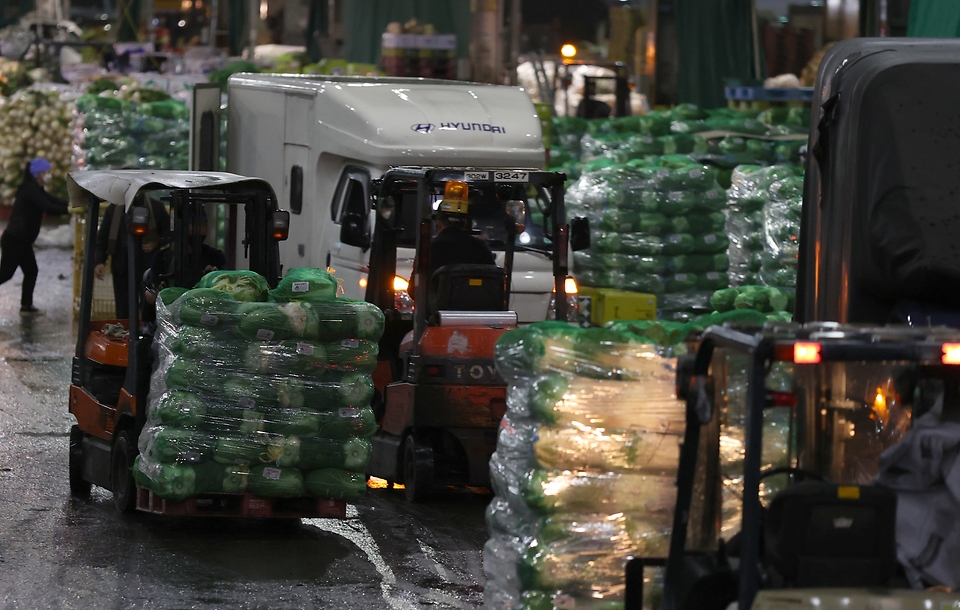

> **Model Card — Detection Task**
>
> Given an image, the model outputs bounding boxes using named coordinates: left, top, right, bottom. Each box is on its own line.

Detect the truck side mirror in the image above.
left=340, top=212, right=370, bottom=252
left=570, top=216, right=591, bottom=251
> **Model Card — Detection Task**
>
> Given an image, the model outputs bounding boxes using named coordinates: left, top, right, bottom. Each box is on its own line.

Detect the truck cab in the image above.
left=224, top=74, right=565, bottom=323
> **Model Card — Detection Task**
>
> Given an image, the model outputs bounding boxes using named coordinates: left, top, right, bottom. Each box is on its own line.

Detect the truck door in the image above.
left=327, top=167, right=371, bottom=299
left=283, top=144, right=310, bottom=266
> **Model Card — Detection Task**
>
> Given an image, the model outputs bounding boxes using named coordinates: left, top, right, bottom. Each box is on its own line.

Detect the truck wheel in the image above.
left=68, top=425, right=91, bottom=497
left=403, top=435, right=434, bottom=503
left=111, top=430, right=138, bottom=513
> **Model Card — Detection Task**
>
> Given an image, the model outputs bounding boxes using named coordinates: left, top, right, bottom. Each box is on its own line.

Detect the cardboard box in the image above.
left=578, top=287, right=657, bottom=326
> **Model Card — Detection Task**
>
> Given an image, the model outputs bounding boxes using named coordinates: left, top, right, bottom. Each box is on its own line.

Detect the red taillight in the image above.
left=769, top=392, right=797, bottom=408
left=943, top=343, right=960, bottom=365
left=425, top=365, right=444, bottom=377
left=794, top=342, right=822, bottom=364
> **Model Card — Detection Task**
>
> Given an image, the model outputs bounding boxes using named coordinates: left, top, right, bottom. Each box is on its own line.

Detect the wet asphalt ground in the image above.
left=0, top=237, right=490, bottom=609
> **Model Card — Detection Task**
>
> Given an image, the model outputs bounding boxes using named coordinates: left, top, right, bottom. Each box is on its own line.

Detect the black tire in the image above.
left=403, top=434, right=435, bottom=503
left=111, top=429, right=138, bottom=513
left=68, top=425, right=91, bottom=497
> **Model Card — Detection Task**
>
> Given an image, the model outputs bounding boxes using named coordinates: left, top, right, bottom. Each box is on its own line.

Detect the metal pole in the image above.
left=143, top=0, right=155, bottom=44
left=509, top=0, right=521, bottom=85
left=209, top=0, right=219, bottom=49
left=248, top=0, right=258, bottom=60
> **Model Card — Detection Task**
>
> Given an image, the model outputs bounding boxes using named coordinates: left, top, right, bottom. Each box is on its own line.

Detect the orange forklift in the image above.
left=345, top=167, right=589, bottom=501
left=65, top=170, right=314, bottom=516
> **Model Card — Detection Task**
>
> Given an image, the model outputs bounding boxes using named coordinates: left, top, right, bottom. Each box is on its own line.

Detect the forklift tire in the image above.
left=111, top=429, right=138, bottom=513
left=68, top=425, right=91, bottom=497
left=403, top=434, right=435, bottom=503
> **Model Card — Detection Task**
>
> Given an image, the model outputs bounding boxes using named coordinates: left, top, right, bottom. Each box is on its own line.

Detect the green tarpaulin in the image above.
left=675, top=0, right=758, bottom=109
left=306, top=0, right=329, bottom=62
left=908, top=0, right=960, bottom=37
left=342, top=0, right=470, bottom=66
left=228, top=1, right=247, bottom=57
left=117, top=0, right=142, bottom=42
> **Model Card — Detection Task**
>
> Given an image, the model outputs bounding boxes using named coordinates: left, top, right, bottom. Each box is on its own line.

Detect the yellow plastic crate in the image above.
left=578, top=287, right=657, bottom=326
left=72, top=210, right=118, bottom=321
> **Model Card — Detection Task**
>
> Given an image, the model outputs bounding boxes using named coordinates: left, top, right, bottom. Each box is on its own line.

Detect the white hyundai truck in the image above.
left=218, top=74, right=569, bottom=323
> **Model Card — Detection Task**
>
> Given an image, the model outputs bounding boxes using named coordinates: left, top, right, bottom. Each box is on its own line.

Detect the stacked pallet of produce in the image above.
left=725, top=164, right=803, bottom=289
left=484, top=322, right=684, bottom=609
left=134, top=268, right=384, bottom=504
left=568, top=155, right=731, bottom=322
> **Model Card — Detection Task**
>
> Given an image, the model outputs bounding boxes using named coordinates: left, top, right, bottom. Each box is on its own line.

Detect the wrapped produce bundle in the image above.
left=76, top=86, right=190, bottom=171
left=566, top=155, right=729, bottom=321
left=726, top=164, right=803, bottom=289
left=484, top=322, right=683, bottom=609
left=135, top=269, right=383, bottom=503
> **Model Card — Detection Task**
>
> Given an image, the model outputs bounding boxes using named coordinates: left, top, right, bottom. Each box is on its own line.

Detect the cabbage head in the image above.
left=197, top=270, right=270, bottom=302
left=269, top=267, right=338, bottom=303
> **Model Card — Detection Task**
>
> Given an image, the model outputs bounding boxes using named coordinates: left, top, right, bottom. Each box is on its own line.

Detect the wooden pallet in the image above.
left=136, top=486, right=347, bottom=518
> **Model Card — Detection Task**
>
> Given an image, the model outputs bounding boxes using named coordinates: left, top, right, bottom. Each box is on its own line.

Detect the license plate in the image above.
left=493, top=171, right=529, bottom=182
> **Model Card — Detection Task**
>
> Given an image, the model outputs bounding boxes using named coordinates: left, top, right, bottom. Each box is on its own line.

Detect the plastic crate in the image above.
left=72, top=210, right=117, bottom=322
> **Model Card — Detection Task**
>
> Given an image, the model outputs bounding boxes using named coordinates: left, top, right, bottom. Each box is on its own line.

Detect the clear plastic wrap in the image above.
left=74, top=93, right=190, bottom=171
left=134, top=269, right=384, bottom=503
left=725, top=165, right=803, bottom=288
left=565, top=158, right=729, bottom=304
left=484, top=323, right=684, bottom=608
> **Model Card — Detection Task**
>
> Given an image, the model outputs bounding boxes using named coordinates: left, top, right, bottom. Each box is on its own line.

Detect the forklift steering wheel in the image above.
left=759, top=466, right=825, bottom=483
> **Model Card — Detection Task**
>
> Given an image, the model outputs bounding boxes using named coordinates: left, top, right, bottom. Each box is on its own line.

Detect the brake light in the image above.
left=393, top=276, right=409, bottom=292
left=943, top=343, right=960, bottom=365
left=564, top=276, right=578, bottom=295
left=769, top=392, right=797, bottom=407
left=794, top=342, right=822, bottom=364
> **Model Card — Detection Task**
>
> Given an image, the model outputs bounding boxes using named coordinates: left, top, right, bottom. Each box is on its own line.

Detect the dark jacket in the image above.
left=5, top=173, right=69, bottom=244
left=429, top=225, right=496, bottom=278
left=94, top=200, right=170, bottom=278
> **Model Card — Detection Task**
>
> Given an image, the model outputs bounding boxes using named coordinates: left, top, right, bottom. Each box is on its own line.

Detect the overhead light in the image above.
left=178, top=19, right=186, bottom=27
left=560, top=44, right=577, bottom=59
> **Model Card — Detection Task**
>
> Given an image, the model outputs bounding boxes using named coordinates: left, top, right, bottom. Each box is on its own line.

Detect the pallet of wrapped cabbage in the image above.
left=162, top=287, right=384, bottom=343
left=303, top=468, right=366, bottom=501
left=519, top=590, right=629, bottom=610
left=534, top=424, right=681, bottom=475
left=525, top=373, right=681, bottom=427
left=709, top=285, right=791, bottom=314
left=161, top=325, right=247, bottom=361
left=204, top=404, right=377, bottom=439
left=494, top=323, right=679, bottom=381
left=243, top=338, right=379, bottom=376
left=486, top=495, right=541, bottom=540
left=518, top=514, right=671, bottom=596
left=522, top=469, right=677, bottom=516
left=161, top=357, right=375, bottom=410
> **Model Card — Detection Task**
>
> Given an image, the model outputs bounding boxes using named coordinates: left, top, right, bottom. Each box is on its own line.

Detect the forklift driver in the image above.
left=409, top=185, right=496, bottom=299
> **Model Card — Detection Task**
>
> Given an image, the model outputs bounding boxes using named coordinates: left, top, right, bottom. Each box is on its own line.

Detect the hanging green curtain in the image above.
left=907, top=0, right=960, bottom=37
left=1, top=0, right=35, bottom=28
left=342, top=0, right=471, bottom=66
left=675, top=0, right=758, bottom=109
left=228, top=0, right=247, bottom=57
left=117, top=0, right=142, bottom=42
left=306, top=0, right=330, bottom=62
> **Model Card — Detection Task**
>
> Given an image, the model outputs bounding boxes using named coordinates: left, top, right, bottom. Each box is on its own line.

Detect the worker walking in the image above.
left=0, top=158, right=69, bottom=315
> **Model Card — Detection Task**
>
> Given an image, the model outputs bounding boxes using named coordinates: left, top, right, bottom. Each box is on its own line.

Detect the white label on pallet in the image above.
left=200, top=314, right=218, bottom=326
left=292, top=281, right=310, bottom=293
left=339, top=408, right=358, bottom=418
left=704, top=234, right=718, bottom=244
left=256, top=329, right=275, bottom=340
left=675, top=274, right=688, bottom=282
left=669, top=192, right=683, bottom=202
left=341, top=339, right=360, bottom=349
left=707, top=272, right=721, bottom=280
left=262, top=467, right=281, bottom=480
left=689, top=168, right=703, bottom=179
left=297, top=342, right=314, bottom=356
left=238, top=397, right=255, bottom=409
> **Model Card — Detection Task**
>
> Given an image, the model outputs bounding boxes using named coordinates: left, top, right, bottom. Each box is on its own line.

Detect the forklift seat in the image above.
left=427, top=264, right=507, bottom=323
left=764, top=482, right=898, bottom=588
